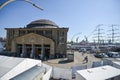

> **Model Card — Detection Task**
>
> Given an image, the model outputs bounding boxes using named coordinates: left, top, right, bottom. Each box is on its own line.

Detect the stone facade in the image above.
left=5, top=19, right=69, bottom=59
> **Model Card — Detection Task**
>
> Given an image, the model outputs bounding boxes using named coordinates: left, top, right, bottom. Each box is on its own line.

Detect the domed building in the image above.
left=5, top=19, right=69, bottom=59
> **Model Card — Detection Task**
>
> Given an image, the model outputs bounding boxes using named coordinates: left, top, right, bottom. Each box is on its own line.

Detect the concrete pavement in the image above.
left=43, top=51, right=101, bottom=69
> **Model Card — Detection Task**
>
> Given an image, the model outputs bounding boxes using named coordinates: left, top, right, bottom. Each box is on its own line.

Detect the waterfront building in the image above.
left=5, top=19, right=68, bottom=58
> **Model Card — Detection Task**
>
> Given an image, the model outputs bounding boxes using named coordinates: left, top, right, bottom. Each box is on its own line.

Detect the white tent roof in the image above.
left=11, top=66, right=45, bottom=80
left=0, top=56, right=25, bottom=78
left=77, top=65, right=120, bottom=80
left=0, top=56, right=41, bottom=80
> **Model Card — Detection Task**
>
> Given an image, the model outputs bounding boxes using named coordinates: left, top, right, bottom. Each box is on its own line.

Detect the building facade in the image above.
left=5, top=19, right=69, bottom=59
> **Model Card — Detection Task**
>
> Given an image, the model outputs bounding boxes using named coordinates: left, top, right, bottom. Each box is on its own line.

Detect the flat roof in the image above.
left=77, top=65, right=120, bottom=80
left=0, top=56, right=25, bottom=78
left=11, top=66, right=45, bottom=80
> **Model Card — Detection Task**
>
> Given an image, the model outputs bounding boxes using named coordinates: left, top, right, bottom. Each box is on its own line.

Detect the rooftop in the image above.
left=0, top=56, right=25, bottom=78
left=0, top=56, right=41, bottom=80
left=11, top=66, right=45, bottom=80
left=27, top=19, right=59, bottom=28
left=77, top=65, right=120, bottom=80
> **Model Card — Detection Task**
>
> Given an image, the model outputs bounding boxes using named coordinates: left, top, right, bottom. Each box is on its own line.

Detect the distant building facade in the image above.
left=5, top=19, right=69, bottom=58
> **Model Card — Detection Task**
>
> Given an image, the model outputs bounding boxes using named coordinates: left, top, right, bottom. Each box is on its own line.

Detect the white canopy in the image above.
left=0, top=56, right=41, bottom=80
left=77, top=65, right=120, bottom=80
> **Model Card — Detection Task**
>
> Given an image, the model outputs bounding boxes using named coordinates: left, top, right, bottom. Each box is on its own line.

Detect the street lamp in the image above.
left=0, top=0, right=44, bottom=11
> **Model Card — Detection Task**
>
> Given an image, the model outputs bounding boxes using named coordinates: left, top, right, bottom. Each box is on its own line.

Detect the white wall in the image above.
left=42, top=63, right=52, bottom=80
left=71, top=65, right=87, bottom=78
left=1, top=59, right=41, bottom=80
left=113, top=62, right=120, bottom=69
left=76, top=72, right=85, bottom=80
left=103, top=59, right=113, bottom=66
left=42, top=68, right=52, bottom=80
left=92, top=61, right=103, bottom=68
left=52, top=67, right=72, bottom=80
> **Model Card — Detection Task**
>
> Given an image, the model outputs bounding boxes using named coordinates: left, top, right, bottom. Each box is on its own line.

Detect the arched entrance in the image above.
left=12, top=33, right=54, bottom=59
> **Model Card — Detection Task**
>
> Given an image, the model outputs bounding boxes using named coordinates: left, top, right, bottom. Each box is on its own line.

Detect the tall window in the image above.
left=59, top=31, right=64, bottom=36
left=45, top=30, right=52, bottom=38
left=36, top=30, right=43, bottom=35
left=20, top=30, right=26, bottom=36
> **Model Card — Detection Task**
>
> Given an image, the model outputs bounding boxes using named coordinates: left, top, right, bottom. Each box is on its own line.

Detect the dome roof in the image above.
left=27, top=19, right=59, bottom=28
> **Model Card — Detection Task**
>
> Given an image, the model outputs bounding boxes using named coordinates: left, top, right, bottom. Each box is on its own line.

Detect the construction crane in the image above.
left=0, top=0, right=44, bottom=11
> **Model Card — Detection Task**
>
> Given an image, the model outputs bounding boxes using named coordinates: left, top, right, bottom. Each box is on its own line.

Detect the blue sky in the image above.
left=0, top=0, right=120, bottom=42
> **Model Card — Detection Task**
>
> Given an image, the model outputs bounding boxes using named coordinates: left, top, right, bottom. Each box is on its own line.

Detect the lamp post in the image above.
left=0, top=0, right=44, bottom=11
